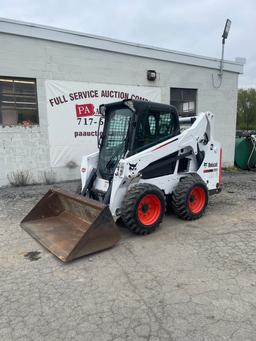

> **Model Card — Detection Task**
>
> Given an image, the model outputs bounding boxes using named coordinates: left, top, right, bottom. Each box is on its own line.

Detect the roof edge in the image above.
left=0, top=17, right=244, bottom=74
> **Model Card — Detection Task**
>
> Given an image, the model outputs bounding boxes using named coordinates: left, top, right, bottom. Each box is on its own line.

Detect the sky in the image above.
left=0, top=0, right=255, bottom=88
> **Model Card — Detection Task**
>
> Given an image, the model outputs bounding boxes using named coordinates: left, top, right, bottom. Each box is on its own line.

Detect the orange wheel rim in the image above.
left=188, top=186, right=206, bottom=214
left=137, top=194, right=161, bottom=226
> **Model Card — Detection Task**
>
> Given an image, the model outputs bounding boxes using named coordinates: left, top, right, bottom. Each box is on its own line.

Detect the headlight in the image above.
left=99, top=105, right=106, bottom=116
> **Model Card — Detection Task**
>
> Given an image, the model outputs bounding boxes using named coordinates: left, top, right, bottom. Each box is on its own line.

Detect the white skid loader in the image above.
left=21, top=100, right=222, bottom=262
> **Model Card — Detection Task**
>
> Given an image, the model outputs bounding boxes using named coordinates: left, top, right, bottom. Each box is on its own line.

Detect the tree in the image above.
left=237, top=88, right=256, bottom=130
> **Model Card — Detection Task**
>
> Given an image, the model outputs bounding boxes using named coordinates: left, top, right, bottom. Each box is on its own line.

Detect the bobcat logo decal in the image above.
left=129, top=163, right=137, bottom=171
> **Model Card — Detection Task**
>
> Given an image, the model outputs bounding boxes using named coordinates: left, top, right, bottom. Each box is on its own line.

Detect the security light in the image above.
left=212, top=18, right=232, bottom=87
left=222, top=19, right=231, bottom=41
left=218, top=19, right=232, bottom=77
left=147, top=70, right=157, bottom=81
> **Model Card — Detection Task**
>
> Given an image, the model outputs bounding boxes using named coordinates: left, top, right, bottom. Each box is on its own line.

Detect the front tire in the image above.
left=121, top=183, right=166, bottom=235
left=172, top=174, right=208, bottom=220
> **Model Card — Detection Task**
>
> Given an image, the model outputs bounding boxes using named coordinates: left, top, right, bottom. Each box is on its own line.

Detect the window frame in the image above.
left=0, top=76, right=39, bottom=127
left=170, top=87, right=197, bottom=117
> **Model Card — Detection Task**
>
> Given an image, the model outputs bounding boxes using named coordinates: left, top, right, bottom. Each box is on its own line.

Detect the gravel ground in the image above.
left=0, top=171, right=256, bottom=341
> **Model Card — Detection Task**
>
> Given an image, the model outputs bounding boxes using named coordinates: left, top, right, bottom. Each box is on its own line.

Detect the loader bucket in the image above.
left=20, top=188, right=120, bottom=262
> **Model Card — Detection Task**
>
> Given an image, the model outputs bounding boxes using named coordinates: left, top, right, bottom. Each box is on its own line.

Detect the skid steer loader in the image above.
left=21, top=99, right=222, bottom=262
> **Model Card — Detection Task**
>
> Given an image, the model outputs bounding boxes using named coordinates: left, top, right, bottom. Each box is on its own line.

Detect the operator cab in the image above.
left=98, top=100, right=180, bottom=180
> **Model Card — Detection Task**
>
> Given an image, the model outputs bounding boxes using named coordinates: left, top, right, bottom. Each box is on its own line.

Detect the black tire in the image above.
left=172, top=174, right=208, bottom=220
left=121, top=183, right=166, bottom=235
left=165, top=194, right=173, bottom=213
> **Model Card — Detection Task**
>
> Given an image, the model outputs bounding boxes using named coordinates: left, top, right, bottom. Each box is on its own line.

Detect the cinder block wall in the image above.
left=0, top=33, right=239, bottom=186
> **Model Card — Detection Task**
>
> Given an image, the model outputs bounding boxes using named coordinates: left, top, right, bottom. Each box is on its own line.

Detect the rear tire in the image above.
left=121, top=183, right=165, bottom=235
left=172, top=174, right=208, bottom=220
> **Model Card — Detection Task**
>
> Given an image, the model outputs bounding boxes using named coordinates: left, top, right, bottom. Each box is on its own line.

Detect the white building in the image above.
left=0, top=18, right=244, bottom=187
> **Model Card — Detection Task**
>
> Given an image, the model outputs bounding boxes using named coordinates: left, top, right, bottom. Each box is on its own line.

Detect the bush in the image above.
left=237, top=88, right=256, bottom=130
left=7, top=170, right=32, bottom=186
left=42, top=170, right=56, bottom=185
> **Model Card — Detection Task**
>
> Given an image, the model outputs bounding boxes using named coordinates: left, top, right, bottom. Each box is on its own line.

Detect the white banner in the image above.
left=45, top=80, right=161, bottom=168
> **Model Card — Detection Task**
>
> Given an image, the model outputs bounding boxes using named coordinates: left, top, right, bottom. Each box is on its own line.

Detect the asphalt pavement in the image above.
left=0, top=171, right=256, bottom=341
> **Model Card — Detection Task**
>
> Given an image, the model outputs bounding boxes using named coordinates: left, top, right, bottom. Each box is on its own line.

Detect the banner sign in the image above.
left=45, top=80, right=161, bottom=168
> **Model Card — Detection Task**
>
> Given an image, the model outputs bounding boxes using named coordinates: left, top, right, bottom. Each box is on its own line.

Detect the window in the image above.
left=170, top=88, right=197, bottom=117
left=0, top=77, right=39, bottom=126
left=134, top=110, right=178, bottom=152
left=148, top=115, right=156, bottom=135
left=98, top=107, right=132, bottom=179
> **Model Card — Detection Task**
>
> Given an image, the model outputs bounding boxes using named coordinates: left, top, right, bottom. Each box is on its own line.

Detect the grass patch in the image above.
left=7, top=170, right=32, bottom=186
left=222, top=166, right=241, bottom=173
